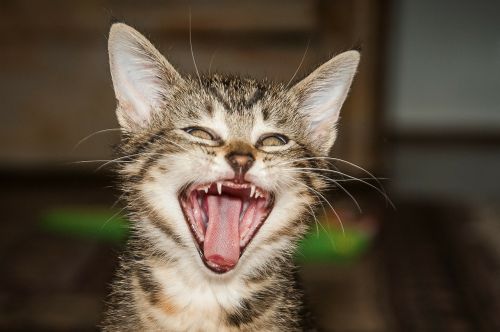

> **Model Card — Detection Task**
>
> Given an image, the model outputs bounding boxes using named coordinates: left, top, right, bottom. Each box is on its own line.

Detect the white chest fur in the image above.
left=134, top=261, right=252, bottom=332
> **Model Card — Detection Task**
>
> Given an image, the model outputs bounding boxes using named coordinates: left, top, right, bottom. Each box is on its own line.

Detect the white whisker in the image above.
left=189, top=9, right=202, bottom=86
left=208, top=49, right=218, bottom=76
left=285, top=167, right=395, bottom=209
left=276, top=156, right=387, bottom=190
left=276, top=177, right=322, bottom=239
left=72, top=128, right=122, bottom=151
left=315, top=172, right=363, bottom=213
left=279, top=175, right=340, bottom=249
left=100, top=206, right=127, bottom=232
left=146, top=134, right=191, bottom=152
left=285, top=38, right=310, bottom=88
left=281, top=173, right=345, bottom=236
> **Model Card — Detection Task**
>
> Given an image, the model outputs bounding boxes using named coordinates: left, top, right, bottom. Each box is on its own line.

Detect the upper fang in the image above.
left=217, top=182, right=222, bottom=195
left=197, top=185, right=209, bottom=194
left=250, top=185, right=256, bottom=198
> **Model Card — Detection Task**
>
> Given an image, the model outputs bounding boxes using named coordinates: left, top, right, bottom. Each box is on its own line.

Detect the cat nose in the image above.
left=226, top=152, right=254, bottom=182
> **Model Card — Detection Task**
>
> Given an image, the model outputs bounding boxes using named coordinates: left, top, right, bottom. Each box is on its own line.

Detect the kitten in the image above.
left=101, top=23, right=359, bottom=331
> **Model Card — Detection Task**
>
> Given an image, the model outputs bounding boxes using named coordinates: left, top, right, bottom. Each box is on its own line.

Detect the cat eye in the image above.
left=183, top=127, right=216, bottom=141
left=258, top=134, right=289, bottom=147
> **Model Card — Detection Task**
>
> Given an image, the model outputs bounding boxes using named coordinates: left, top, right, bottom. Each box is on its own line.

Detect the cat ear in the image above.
left=108, top=23, right=183, bottom=131
left=292, top=50, right=360, bottom=154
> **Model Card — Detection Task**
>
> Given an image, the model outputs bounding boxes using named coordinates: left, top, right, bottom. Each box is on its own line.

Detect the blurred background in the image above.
left=1, top=0, right=500, bottom=331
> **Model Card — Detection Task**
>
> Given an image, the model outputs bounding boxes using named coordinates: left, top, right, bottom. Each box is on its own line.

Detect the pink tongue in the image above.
left=204, top=195, right=242, bottom=269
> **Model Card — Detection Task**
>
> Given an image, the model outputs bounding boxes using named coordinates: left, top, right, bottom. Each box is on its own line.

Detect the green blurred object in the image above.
left=295, top=228, right=371, bottom=263
left=40, top=207, right=371, bottom=261
left=40, top=208, right=129, bottom=244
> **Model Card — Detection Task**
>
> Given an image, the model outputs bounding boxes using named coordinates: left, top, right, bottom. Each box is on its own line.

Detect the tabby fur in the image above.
left=101, top=23, right=359, bottom=331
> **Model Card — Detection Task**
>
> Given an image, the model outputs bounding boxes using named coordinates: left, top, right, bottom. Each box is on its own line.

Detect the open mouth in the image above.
left=179, top=181, right=274, bottom=273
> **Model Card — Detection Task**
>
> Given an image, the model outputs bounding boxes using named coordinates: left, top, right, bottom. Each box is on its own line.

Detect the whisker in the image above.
left=70, top=159, right=117, bottom=164
left=110, top=193, right=127, bottom=210
left=276, top=178, right=321, bottom=238
left=314, top=172, right=363, bottom=213
left=94, top=154, right=147, bottom=171
left=71, top=150, right=183, bottom=171
left=323, top=177, right=386, bottom=182
left=285, top=38, right=310, bottom=88
left=96, top=150, right=194, bottom=172
left=100, top=206, right=127, bottom=232
left=146, top=133, right=191, bottom=152
left=279, top=179, right=340, bottom=249
left=189, top=8, right=202, bottom=86
left=281, top=173, right=345, bottom=236
left=72, top=128, right=122, bottom=151
left=208, top=49, right=218, bottom=76
left=277, top=156, right=387, bottom=190
left=285, top=167, right=395, bottom=209
left=266, top=154, right=393, bottom=213
left=69, top=159, right=132, bottom=165
left=286, top=181, right=324, bottom=236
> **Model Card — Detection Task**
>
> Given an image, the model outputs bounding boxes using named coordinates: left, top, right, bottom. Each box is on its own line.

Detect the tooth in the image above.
left=217, top=182, right=222, bottom=195
left=204, top=186, right=209, bottom=194
left=250, top=185, right=256, bottom=198
left=255, top=191, right=260, bottom=199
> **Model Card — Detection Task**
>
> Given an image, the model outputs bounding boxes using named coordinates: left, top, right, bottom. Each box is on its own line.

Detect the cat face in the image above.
left=108, top=23, right=359, bottom=276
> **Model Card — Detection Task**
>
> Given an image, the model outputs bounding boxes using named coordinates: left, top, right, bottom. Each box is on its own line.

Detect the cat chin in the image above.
left=178, top=180, right=274, bottom=274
